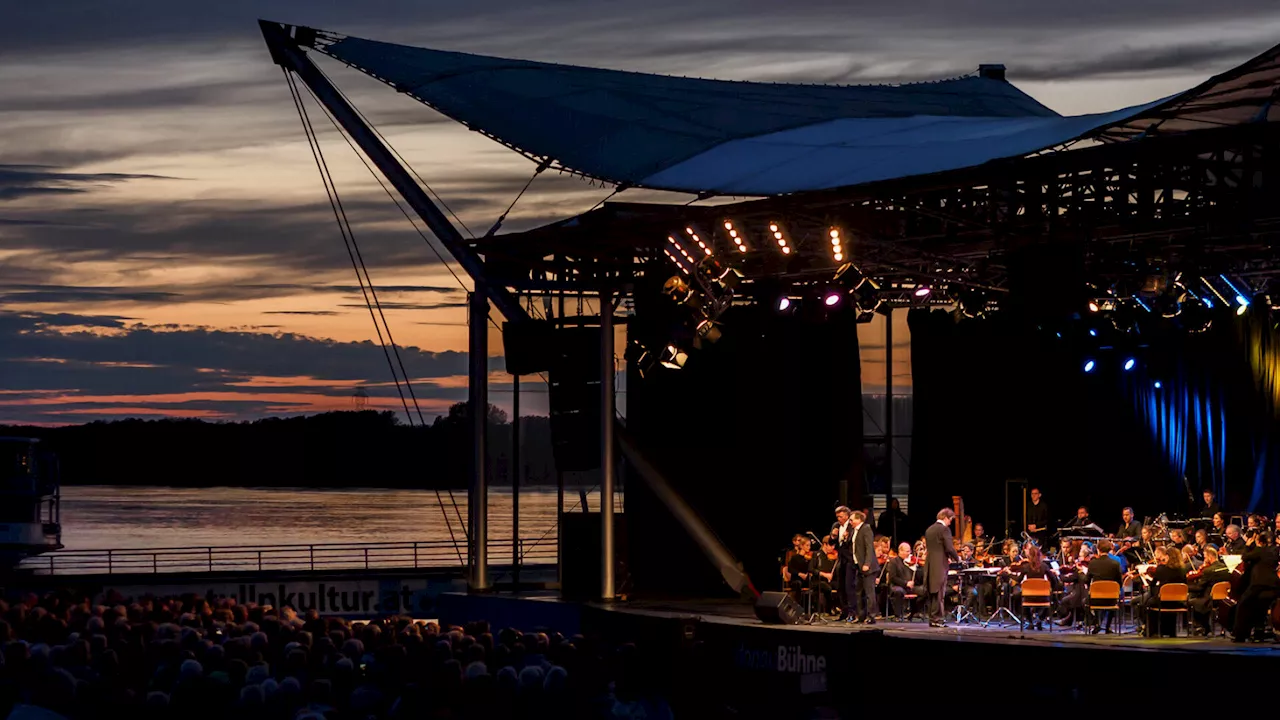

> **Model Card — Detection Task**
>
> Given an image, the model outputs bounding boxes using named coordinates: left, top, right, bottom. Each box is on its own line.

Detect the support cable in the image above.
left=285, top=69, right=467, bottom=561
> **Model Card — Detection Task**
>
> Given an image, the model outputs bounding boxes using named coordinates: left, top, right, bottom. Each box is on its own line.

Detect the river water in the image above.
left=54, top=485, right=619, bottom=563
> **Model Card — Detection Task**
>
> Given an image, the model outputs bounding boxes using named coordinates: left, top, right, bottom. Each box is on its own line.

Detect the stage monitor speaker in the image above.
left=547, top=327, right=603, bottom=471
left=753, top=591, right=802, bottom=625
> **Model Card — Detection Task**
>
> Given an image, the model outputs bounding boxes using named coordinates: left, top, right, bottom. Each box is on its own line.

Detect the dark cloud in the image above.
left=262, top=310, right=342, bottom=316
left=0, top=310, right=488, bottom=423
left=336, top=301, right=467, bottom=311
left=0, top=164, right=173, bottom=202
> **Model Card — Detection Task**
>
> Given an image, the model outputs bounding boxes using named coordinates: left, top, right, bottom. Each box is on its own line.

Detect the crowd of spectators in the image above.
left=0, top=591, right=675, bottom=719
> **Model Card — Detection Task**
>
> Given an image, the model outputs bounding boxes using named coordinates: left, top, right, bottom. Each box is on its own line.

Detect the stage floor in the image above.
left=599, top=597, right=1280, bottom=657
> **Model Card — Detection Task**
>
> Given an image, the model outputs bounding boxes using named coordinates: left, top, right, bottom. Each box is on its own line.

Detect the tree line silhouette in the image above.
left=0, top=405, right=560, bottom=489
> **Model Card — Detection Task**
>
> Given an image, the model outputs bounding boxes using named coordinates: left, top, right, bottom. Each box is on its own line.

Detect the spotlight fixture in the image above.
left=769, top=222, right=791, bottom=255
left=914, top=286, right=932, bottom=298
left=829, top=228, right=844, bottom=263
left=1123, top=357, right=1136, bottom=371
left=1236, top=296, right=1249, bottom=316
left=823, top=291, right=842, bottom=307
left=662, top=275, right=696, bottom=306
left=624, top=340, right=656, bottom=378
left=1088, top=300, right=1100, bottom=313
left=658, top=344, right=689, bottom=370
left=1154, top=380, right=1163, bottom=389
left=684, top=226, right=712, bottom=256
left=723, top=220, right=747, bottom=253
left=664, top=235, right=693, bottom=274
left=777, top=296, right=792, bottom=312
left=697, top=256, right=743, bottom=291
left=1180, top=295, right=1212, bottom=333
left=1083, top=359, right=1096, bottom=373
left=694, top=318, right=722, bottom=344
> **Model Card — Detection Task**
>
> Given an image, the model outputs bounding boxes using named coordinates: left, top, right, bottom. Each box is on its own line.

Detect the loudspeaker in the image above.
left=560, top=511, right=628, bottom=600
left=753, top=591, right=803, bottom=625
left=503, top=320, right=556, bottom=375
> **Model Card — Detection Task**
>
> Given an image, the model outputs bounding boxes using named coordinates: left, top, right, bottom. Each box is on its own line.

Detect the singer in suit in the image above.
left=846, top=511, right=879, bottom=623
left=924, top=508, right=960, bottom=627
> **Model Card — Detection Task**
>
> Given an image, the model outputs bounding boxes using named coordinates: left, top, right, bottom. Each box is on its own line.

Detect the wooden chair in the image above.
left=1021, top=578, right=1053, bottom=632
left=1149, top=582, right=1189, bottom=637
left=1087, top=580, right=1121, bottom=633
left=1209, top=581, right=1231, bottom=637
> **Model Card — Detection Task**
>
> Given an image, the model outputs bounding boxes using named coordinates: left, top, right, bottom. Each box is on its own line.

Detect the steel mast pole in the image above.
left=469, top=289, right=490, bottom=590
left=600, top=288, right=616, bottom=601
left=512, top=373, right=521, bottom=589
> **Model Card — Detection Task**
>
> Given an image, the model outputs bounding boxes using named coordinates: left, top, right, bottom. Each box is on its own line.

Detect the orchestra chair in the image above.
left=883, top=589, right=921, bottom=622
left=1149, top=582, right=1189, bottom=638
left=1209, top=581, right=1231, bottom=637
left=1087, top=580, right=1121, bottom=634
left=1117, top=578, right=1134, bottom=633
left=1020, top=578, right=1053, bottom=633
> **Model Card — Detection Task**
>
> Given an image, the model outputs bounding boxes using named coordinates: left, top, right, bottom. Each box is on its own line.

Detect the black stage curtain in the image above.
left=626, top=302, right=864, bottom=597
left=908, top=308, right=1280, bottom=543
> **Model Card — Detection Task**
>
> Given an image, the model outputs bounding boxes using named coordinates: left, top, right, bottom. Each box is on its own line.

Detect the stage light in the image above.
left=958, top=289, right=987, bottom=318
left=769, top=221, right=791, bottom=255
left=777, top=296, right=792, bottom=312
left=823, top=292, right=841, bottom=307
left=658, top=344, right=689, bottom=370
left=1124, top=357, right=1136, bottom=371
left=1154, top=380, right=1163, bottom=389
left=723, top=220, right=747, bottom=253
left=1180, top=295, right=1213, bottom=333
left=1089, top=329, right=1098, bottom=337
left=694, top=319, right=722, bottom=344
left=914, top=286, right=931, bottom=298
left=1236, top=295, right=1249, bottom=315
left=1083, top=359, right=1096, bottom=373
left=664, top=236, right=692, bottom=274
left=829, top=228, right=844, bottom=264
left=1088, top=301, right=1100, bottom=313
left=685, top=226, right=712, bottom=256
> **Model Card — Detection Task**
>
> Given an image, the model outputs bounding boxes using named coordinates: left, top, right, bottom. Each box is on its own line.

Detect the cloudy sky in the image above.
left=2, top=1, right=1278, bottom=425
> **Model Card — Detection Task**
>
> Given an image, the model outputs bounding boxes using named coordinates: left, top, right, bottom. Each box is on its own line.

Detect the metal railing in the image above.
left=17, top=538, right=557, bottom=576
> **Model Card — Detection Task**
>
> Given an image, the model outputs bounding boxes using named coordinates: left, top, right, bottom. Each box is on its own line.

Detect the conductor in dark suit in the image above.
left=924, top=508, right=960, bottom=627
left=848, top=510, right=879, bottom=623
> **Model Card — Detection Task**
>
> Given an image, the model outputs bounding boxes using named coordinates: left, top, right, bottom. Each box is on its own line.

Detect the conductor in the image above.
left=924, top=508, right=961, bottom=628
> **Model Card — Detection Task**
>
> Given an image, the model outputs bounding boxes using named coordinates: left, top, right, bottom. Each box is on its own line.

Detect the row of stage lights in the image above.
left=1082, top=272, right=1272, bottom=336
left=637, top=220, right=937, bottom=374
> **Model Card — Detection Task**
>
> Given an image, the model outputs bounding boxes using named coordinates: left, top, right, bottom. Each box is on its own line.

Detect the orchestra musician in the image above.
left=1232, top=530, right=1279, bottom=643
left=1131, top=546, right=1187, bottom=637
left=1006, top=542, right=1055, bottom=630
left=1116, top=507, right=1142, bottom=543
left=924, top=508, right=961, bottom=628
left=1085, top=540, right=1124, bottom=634
left=1026, top=488, right=1050, bottom=549
left=782, top=535, right=812, bottom=598
left=1222, top=524, right=1246, bottom=555
left=1209, top=512, right=1228, bottom=544
left=1054, top=543, right=1095, bottom=627
left=810, top=536, right=839, bottom=615
left=1187, top=545, right=1230, bottom=635
left=1197, top=489, right=1221, bottom=520
left=1064, top=505, right=1092, bottom=530
left=886, top=542, right=916, bottom=621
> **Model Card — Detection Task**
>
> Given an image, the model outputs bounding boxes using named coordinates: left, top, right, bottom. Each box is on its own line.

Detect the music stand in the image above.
left=949, top=565, right=978, bottom=625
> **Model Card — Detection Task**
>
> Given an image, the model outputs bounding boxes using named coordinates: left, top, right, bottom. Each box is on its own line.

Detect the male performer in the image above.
left=1026, top=487, right=1049, bottom=548
left=1064, top=505, right=1092, bottom=530
left=1198, top=489, right=1221, bottom=519
left=1223, top=524, right=1246, bottom=555
left=886, top=542, right=915, bottom=620
left=1085, top=540, right=1124, bottom=633
left=847, top=511, right=879, bottom=624
left=1116, top=507, right=1142, bottom=542
left=833, top=505, right=853, bottom=618
left=924, top=508, right=960, bottom=627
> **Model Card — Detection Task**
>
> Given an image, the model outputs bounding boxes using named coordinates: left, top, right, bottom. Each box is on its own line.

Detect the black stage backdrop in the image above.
left=626, top=301, right=865, bottom=597
left=908, top=307, right=1280, bottom=543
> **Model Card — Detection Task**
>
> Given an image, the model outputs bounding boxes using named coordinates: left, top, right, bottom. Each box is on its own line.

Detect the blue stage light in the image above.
left=1083, top=359, right=1096, bottom=373
left=1124, top=357, right=1136, bottom=371
left=1088, top=329, right=1098, bottom=337
left=1154, top=380, right=1163, bottom=389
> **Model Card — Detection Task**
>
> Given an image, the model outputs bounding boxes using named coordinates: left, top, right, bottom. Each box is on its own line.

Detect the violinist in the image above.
left=1007, top=542, right=1055, bottom=631
left=1133, top=525, right=1157, bottom=564
left=1188, top=545, right=1230, bottom=635
left=886, top=542, right=916, bottom=620
left=1132, top=546, right=1187, bottom=637
left=1054, top=543, right=1095, bottom=627
left=1193, top=528, right=1208, bottom=556
left=783, top=535, right=812, bottom=599
left=1231, top=530, right=1279, bottom=643
left=810, top=536, right=839, bottom=615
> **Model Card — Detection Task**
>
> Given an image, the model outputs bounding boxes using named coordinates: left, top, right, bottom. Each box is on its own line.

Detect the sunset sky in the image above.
left=3, top=1, right=1279, bottom=425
